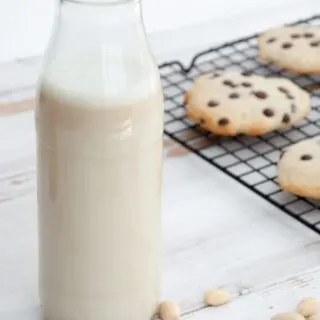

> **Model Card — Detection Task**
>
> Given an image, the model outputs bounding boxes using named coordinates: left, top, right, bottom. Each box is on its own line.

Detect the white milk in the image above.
left=36, top=79, right=163, bottom=320
left=36, top=1, right=164, bottom=318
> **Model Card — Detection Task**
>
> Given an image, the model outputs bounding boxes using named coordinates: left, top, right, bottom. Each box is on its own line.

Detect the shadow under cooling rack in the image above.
left=160, top=14, right=320, bottom=235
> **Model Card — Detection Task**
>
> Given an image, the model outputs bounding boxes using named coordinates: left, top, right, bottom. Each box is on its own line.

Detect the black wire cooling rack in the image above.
left=159, top=14, right=320, bottom=235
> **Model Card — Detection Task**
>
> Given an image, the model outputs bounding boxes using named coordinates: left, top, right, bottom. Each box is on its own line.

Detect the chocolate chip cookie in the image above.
left=278, top=137, right=320, bottom=199
left=259, top=25, right=320, bottom=74
left=185, top=71, right=310, bottom=136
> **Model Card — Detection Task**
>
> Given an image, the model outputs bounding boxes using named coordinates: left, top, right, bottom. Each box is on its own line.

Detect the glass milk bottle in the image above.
left=35, top=0, right=164, bottom=319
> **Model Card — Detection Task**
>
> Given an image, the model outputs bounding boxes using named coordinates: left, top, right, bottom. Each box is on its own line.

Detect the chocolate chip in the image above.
left=253, top=91, right=268, bottom=99
left=291, top=103, right=297, bottom=113
left=278, top=87, right=294, bottom=99
left=282, top=113, right=291, bottom=124
left=263, top=108, right=274, bottom=117
left=242, top=71, right=252, bottom=77
left=267, top=37, right=277, bottom=43
left=310, top=41, right=320, bottom=47
left=241, top=82, right=252, bottom=88
left=208, top=100, right=219, bottom=107
left=301, top=154, right=313, bottom=161
left=218, top=118, right=229, bottom=126
left=282, top=42, right=293, bottom=49
left=291, top=33, right=301, bottom=39
left=304, top=32, right=314, bottom=38
left=223, top=80, right=237, bottom=88
left=200, top=118, right=205, bottom=124
left=229, top=93, right=240, bottom=99
left=278, top=86, right=289, bottom=94
left=211, top=73, right=221, bottom=78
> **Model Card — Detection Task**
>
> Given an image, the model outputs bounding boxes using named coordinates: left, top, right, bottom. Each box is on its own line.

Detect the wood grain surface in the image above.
left=0, top=99, right=34, bottom=117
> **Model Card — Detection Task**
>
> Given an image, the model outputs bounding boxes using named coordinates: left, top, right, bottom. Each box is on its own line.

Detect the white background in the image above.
left=1, top=0, right=311, bottom=63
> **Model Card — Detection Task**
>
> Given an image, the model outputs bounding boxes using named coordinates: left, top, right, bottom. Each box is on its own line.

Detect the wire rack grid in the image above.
left=160, top=14, right=320, bottom=235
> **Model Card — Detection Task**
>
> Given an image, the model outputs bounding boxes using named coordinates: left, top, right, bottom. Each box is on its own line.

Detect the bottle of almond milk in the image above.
left=35, top=1, right=163, bottom=319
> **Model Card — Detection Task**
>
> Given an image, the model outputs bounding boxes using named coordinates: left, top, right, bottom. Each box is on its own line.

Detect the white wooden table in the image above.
left=2, top=7, right=320, bottom=318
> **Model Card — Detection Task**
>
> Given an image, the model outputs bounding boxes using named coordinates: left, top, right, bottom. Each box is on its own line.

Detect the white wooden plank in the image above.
left=0, top=195, right=38, bottom=320
left=0, top=168, right=35, bottom=203
left=161, top=152, right=320, bottom=310
left=1, top=148, right=320, bottom=319
left=0, top=61, right=37, bottom=94
left=184, top=267, right=320, bottom=320
left=0, top=111, right=35, bottom=168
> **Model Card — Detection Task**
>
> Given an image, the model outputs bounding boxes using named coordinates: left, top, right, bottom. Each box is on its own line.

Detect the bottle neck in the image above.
left=43, top=0, right=159, bottom=106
